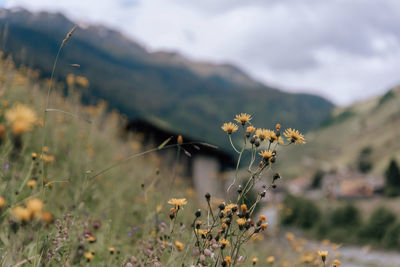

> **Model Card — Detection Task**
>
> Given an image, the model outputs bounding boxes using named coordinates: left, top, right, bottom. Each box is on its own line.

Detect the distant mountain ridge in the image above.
left=0, top=8, right=334, bottom=147
left=278, top=86, right=400, bottom=178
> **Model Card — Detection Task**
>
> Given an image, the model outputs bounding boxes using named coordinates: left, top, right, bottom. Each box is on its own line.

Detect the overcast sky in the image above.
left=3, top=0, right=400, bottom=105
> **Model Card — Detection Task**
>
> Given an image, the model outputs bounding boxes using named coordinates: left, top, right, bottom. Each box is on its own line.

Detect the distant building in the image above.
left=126, top=117, right=235, bottom=197
left=322, top=169, right=384, bottom=199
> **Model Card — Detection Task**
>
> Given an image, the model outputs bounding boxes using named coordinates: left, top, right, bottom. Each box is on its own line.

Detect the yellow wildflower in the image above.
left=260, top=223, right=268, bottom=230
left=333, top=259, right=341, bottom=266
left=234, top=113, right=252, bottom=125
left=109, top=247, right=115, bottom=254
left=266, top=256, right=275, bottom=263
left=41, top=212, right=54, bottom=223
left=265, top=129, right=284, bottom=144
left=283, top=128, right=306, bottom=144
left=196, top=229, right=209, bottom=238
left=87, top=236, right=97, bottom=243
left=27, top=180, right=37, bottom=188
left=255, top=128, right=268, bottom=141
left=12, top=206, right=31, bottom=222
left=76, top=76, right=90, bottom=88
left=5, top=103, right=37, bottom=135
left=236, top=218, right=247, bottom=227
left=26, top=198, right=44, bottom=217
left=221, top=122, right=238, bottom=134
left=285, top=232, right=295, bottom=241
left=219, top=238, right=230, bottom=248
left=0, top=196, right=5, bottom=209
left=246, top=125, right=256, bottom=133
left=318, top=250, right=328, bottom=263
left=84, top=252, right=94, bottom=261
left=252, top=257, right=258, bottom=264
left=167, top=198, right=187, bottom=210
left=224, top=256, right=232, bottom=264
left=241, top=204, right=247, bottom=213
left=175, top=240, right=184, bottom=251
left=259, top=150, right=273, bottom=160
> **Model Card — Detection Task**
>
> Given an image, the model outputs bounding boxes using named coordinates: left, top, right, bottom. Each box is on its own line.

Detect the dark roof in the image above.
left=126, top=118, right=235, bottom=168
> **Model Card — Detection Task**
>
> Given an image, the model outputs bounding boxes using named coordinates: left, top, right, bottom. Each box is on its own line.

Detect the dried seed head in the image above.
left=62, top=26, right=77, bottom=47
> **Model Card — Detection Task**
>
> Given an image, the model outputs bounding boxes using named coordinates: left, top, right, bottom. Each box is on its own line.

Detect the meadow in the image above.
left=0, top=31, right=344, bottom=267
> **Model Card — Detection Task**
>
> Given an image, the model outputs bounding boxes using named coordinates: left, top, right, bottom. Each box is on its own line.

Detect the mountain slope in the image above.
left=278, top=86, right=400, bottom=178
left=0, top=8, right=333, bottom=147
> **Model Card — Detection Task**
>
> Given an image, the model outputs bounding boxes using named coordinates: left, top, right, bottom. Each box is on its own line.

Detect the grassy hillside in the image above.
left=0, top=52, right=346, bottom=266
left=0, top=8, right=333, bottom=149
left=278, top=86, right=400, bottom=178
left=0, top=52, right=201, bottom=265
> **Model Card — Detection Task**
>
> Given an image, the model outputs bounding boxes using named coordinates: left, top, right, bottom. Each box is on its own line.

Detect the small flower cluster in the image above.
left=11, top=198, right=53, bottom=224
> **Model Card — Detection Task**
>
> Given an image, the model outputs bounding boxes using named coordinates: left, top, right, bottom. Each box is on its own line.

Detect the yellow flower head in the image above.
left=285, top=232, right=295, bottom=241
left=175, top=240, right=184, bottom=251
left=240, top=204, right=247, bottom=213
left=258, top=215, right=266, bottom=222
left=246, top=126, right=256, bottom=134
left=222, top=203, right=238, bottom=215
left=259, top=150, right=273, bottom=160
left=221, top=122, right=238, bottom=134
left=301, top=254, right=314, bottom=263
left=219, top=238, right=230, bottom=248
left=284, top=128, right=306, bottom=144
left=87, top=236, right=97, bottom=243
left=333, top=259, right=341, bottom=266
left=252, top=257, right=258, bottom=264
left=0, top=124, right=6, bottom=139
left=84, top=252, right=94, bottom=261
left=109, top=247, right=115, bottom=254
left=224, top=256, right=232, bottom=264
left=177, top=135, right=183, bottom=145
left=168, top=198, right=187, bottom=210
left=76, top=76, right=90, bottom=88
left=0, top=196, right=5, bottom=209
left=318, top=250, right=328, bottom=262
left=40, top=154, right=55, bottom=163
left=255, top=128, right=268, bottom=141
left=27, top=180, right=37, bottom=189
left=261, top=223, right=268, bottom=231
left=196, top=229, right=209, bottom=238
left=234, top=113, right=252, bottom=125
left=41, top=212, right=54, bottom=223
left=266, top=256, right=275, bottom=263
left=236, top=218, right=247, bottom=226
left=26, top=198, right=44, bottom=217
left=12, top=206, right=31, bottom=222
left=265, top=129, right=284, bottom=144
left=5, top=103, right=37, bottom=135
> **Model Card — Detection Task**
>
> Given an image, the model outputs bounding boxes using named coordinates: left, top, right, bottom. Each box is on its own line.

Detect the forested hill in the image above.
left=0, top=8, right=333, bottom=146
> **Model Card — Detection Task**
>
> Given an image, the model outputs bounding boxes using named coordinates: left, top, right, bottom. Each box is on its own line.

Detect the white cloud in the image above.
left=4, top=0, right=400, bottom=104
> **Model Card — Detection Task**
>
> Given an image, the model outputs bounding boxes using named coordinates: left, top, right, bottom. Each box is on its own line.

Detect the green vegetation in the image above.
left=281, top=195, right=320, bottom=229
left=385, top=159, right=400, bottom=197
left=318, top=109, right=355, bottom=129
left=377, top=89, right=396, bottom=107
left=358, top=207, right=396, bottom=243
left=277, top=84, right=400, bottom=179
left=281, top=195, right=400, bottom=249
left=310, top=169, right=324, bottom=189
left=0, top=49, right=337, bottom=265
left=357, top=146, right=373, bottom=174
